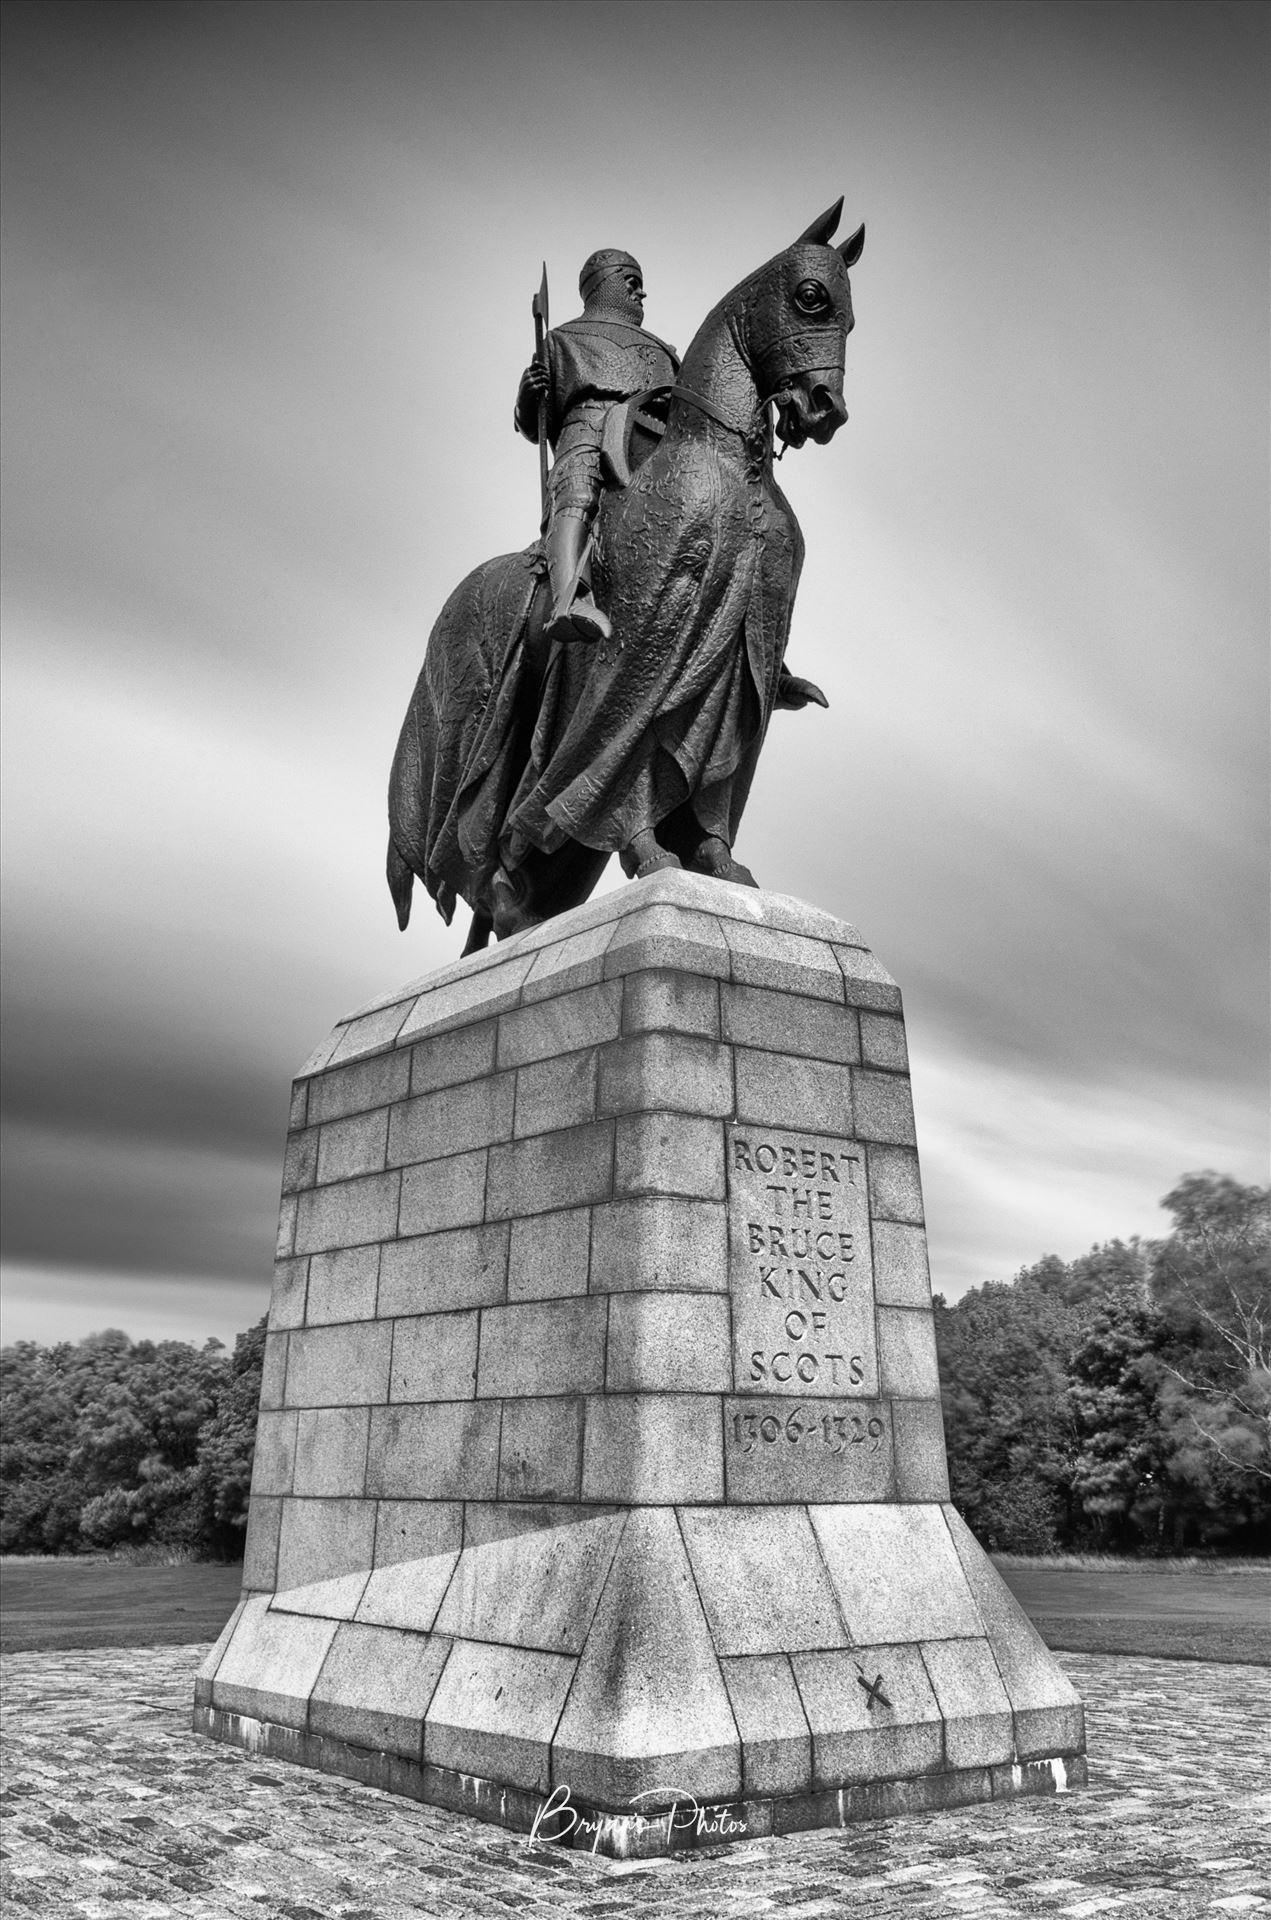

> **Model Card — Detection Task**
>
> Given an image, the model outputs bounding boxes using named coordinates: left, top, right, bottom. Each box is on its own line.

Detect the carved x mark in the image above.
left=856, top=1670, right=891, bottom=1711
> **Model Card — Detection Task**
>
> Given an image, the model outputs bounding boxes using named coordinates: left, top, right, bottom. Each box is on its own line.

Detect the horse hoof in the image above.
left=633, top=850, right=682, bottom=880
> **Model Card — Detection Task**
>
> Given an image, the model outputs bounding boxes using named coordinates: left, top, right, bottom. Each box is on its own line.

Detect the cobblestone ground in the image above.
left=1, top=1646, right=1267, bottom=1919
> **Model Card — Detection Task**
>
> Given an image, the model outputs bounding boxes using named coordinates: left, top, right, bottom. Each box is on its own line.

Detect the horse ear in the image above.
left=796, top=196, right=843, bottom=245
left=838, top=221, right=865, bottom=267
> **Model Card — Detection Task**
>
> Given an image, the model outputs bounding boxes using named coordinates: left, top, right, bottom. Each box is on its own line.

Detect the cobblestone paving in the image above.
left=1, top=1646, right=1267, bottom=1919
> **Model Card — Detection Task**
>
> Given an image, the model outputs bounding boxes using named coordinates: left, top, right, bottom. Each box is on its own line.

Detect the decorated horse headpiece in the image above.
left=734, top=197, right=865, bottom=448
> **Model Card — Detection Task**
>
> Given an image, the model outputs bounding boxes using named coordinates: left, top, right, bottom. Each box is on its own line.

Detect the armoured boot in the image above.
left=543, top=511, right=612, bottom=644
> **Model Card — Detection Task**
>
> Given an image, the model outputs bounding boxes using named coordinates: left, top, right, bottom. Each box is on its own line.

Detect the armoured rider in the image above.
left=515, top=249, right=679, bottom=644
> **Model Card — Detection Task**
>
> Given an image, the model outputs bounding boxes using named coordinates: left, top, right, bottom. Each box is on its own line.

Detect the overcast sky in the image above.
left=2, top=0, right=1267, bottom=1346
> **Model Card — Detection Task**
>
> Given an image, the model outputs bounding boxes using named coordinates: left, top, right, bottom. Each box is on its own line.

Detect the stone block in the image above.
left=943, top=1506, right=1086, bottom=1759
left=867, top=1145, right=925, bottom=1225
left=397, top=951, right=537, bottom=1042
left=514, top=1050, right=597, bottom=1136
left=621, top=968, right=720, bottom=1039
left=295, top=1172, right=400, bottom=1255
left=378, top=1222, right=508, bottom=1318
left=285, top=1323, right=391, bottom=1408
left=860, top=1012, right=909, bottom=1072
left=308, top=1048, right=411, bottom=1126
left=921, top=1636, right=1013, bottom=1768
left=486, top=1123, right=613, bottom=1219
left=679, top=1506, right=848, bottom=1655
left=792, top=1641, right=943, bottom=1789
left=613, top=1111, right=724, bottom=1199
left=241, top=1495, right=282, bottom=1592
left=477, top=1298, right=607, bottom=1398
left=269, top=1256, right=308, bottom=1330
left=436, top=1504, right=626, bottom=1654
left=296, top=1030, right=344, bottom=1079
left=721, top=919, right=844, bottom=1002
left=589, top=1196, right=727, bottom=1293
left=259, top=1332, right=289, bottom=1411
left=316, top=1108, right=389, bottom=1185
left=388, top=1075, right=514, bottom=1167
left=598, top=1032, right=733, bottom=1120
left=714, top=883, right=867, bottom=948
left=194, top=1598, right=247, bottom=1706
left=734, top=1050, right=852, bottom=1134
left=498, top=1397, right=585, bottom=1502
left=582, top=1395, right=722, bottom=1504
left=603, top=903, right=731, bottom=982
left=891, top=1400, right=952, bottom=1501
left=327, top=1003, right=412, bottom=1065
left=425, top=1637, right=576, bottom=1794
left=356, top=1500, right=463, bottom=1631
left=310, top=1621, right=451, bottom=1758
left=719, top=1653, right=812, bottom=1798
left=834, top=945, right=903, bottom=1013
left=878, top=1307, right=940, bottom=1399
left=251, top=1410, right=297, bottom=1496
left=872, top=1221, right=931, bottom=1308
left=367, top=1401, right=501, bottom=1501
left=809, top=1504, right=981, bottom=1643
left=390, top=1310, right=478, bottom=1402
left=274, top=1497, right=376, bottom=1612
left=521, top=919, right=617, bottom=1002
left=212, top=1594, right=337, bottom=1729
left=721, top=983, right=859, bottom=1064
left=552, top=1508, right=739, bottom=1807
left=497, top=981, right=622, bottom=1068
left=851, top=1070, right=916, bottom=1146
left=508, top=1209, right=590, bottom=1301
left=276, top=1195, right=298, bottom=1260
left=282, top=1128, right=319, bottom=1195
left=289, top=1081, right=308, bottom=1130
left=409, top=1020, right=497, bottom=1096
left=292, top=1407, right=371, bottom=1497
left=305, top=1245, right=380, bottom=1326
left=398, top=1149, right=488, bottom=1236
left=723, top=1401, right=895, bottom=1505
left=605, top=1293, right=730, bottom=1393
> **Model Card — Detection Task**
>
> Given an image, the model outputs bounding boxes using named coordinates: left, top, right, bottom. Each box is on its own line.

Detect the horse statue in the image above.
left=387, top=198, right=864, bottom=953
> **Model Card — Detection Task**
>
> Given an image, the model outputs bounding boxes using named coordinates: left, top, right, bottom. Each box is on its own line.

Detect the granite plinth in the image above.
left=196, top=873, right=1085, bottom=1854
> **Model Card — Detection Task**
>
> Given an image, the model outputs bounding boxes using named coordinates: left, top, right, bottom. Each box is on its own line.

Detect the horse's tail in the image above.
left=386, top=834, right=415, bottom=931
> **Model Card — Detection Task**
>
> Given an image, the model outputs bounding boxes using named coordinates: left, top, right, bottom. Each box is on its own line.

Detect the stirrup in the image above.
left=544, top=596, right=611, bottom=645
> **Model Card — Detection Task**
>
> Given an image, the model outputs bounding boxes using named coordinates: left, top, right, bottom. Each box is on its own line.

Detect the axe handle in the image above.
left=533, top=306, right=549, bottom=521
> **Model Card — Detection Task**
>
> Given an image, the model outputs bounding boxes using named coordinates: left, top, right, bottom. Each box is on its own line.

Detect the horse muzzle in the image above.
left=775, top=379, right=848, bottom=449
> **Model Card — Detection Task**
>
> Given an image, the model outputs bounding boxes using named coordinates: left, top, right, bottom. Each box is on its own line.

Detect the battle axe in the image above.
left=532, top=263, right=550, bottom=519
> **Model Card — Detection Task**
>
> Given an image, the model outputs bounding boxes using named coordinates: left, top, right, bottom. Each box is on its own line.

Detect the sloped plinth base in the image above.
left=196, top=1501, right=1085, bottom=1850
left=194, top=1699, right=1086, bottom=1857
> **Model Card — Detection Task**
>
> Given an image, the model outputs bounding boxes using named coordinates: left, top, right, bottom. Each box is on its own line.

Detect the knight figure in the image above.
left=515, top=248, right=679, bottom=643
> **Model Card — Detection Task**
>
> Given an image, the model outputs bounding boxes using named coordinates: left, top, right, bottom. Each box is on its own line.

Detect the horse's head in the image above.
left=734, top=197, right=864, bottom=450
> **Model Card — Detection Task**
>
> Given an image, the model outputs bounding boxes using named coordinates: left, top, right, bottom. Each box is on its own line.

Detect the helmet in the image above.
left=580, top=249, right=642, bottom=302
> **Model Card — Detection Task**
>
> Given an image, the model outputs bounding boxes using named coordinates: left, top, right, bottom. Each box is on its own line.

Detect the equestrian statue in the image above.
left=387, top=198, right=864, bottom=952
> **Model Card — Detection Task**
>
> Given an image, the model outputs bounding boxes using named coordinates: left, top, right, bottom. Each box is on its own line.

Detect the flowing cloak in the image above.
left=387, top=418, right=806, bottom=920
left=499, top=424, right=805, bottom=862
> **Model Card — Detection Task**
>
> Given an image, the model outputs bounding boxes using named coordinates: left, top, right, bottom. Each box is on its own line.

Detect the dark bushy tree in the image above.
left=0, top=1321, right=263, bottom=1558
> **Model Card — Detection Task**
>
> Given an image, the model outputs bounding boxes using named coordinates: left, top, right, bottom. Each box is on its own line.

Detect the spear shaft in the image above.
left=531, top=262, right=550, bottom=520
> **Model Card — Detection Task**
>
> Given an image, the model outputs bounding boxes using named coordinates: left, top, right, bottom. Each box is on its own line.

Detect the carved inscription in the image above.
left=723, top=1396, right=894, bottom=1503
left=729, top=1127, right=878, bottom=1397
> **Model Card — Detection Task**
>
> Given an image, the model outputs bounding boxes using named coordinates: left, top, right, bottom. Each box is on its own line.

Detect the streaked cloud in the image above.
left=2, top=0, right=1265, bottom=1339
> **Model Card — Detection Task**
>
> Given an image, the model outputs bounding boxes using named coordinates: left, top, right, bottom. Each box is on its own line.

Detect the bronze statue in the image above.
left=388, top=199, right=864, bottom=951
left=516, top=250, right=680, bottom=644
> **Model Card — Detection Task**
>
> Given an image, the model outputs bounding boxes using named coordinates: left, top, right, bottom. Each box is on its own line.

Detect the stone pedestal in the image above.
left=193, top=873, right=1085, bottom=1855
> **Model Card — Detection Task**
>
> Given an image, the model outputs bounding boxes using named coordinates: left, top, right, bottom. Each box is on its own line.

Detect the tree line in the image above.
left=936, top=1172, right=1269, bottom=1553
left=1, top=1170, right=1266, bottom=1560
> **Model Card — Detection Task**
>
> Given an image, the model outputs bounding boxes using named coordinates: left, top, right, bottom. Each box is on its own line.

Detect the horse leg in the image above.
left=462, top=909, right=494, bottom=955
left=655, top=800, right=757, bottom=887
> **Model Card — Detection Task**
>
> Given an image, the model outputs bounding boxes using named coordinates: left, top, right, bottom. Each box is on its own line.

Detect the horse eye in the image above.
left=794, top=280, right=829, bottom=313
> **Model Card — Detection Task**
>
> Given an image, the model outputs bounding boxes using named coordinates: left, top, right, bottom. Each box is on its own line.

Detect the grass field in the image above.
left=2, top=1553, right=1267, bottom=1663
